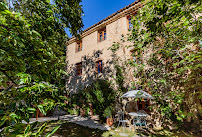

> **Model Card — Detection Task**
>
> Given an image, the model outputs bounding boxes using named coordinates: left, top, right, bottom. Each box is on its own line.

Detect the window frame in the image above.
left=76, top=40, right=82, bottom=53
left=76, top=62, right=82, bottom=76
left=127, top=16, right=133, bottom=30
left=95, top=60, right=103, bottom=74
left=98, top=27, right=106, bottom=42
left=127, top=13, right=138, bottom=30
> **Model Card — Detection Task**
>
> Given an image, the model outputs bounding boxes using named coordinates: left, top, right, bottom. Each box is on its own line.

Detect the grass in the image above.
left=102, top=127, right=138, bottom=137
left=45, top=120, right=105, bottom=137
left=44, top=121, right=198, bottom=137
left=102, top=126, right=197, bottom=137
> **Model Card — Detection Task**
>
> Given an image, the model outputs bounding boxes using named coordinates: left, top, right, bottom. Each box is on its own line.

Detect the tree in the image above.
left=126, top=0, right=201, bottom=129
left=4, top=0, right=83, bottom=87
left=0, top=0, right=83, bottom=136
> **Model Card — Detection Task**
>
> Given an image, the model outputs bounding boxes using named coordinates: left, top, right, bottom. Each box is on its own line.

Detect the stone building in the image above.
left=66, top=1, right=142, bottom=95
left=66, top=1, right=201, bottom=130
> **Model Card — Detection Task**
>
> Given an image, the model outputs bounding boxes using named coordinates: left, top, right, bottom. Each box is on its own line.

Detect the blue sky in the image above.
left=67, top=0, right=136, bottom=37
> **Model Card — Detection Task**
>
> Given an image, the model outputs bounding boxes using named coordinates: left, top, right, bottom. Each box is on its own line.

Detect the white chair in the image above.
left=117, top=112, right=131, bottom=130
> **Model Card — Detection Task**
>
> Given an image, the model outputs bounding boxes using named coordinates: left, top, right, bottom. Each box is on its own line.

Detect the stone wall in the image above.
left=66, top=16, right=134, bottom=95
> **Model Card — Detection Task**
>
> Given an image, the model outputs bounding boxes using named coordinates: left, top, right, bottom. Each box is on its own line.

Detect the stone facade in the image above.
left=66, top=1, right=142, bottom=95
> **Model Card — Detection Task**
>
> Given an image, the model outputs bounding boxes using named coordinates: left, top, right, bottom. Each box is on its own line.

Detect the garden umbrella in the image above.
left=121, top=90, right=154, bottom=99
left=121, top=90, right=154, bottom=111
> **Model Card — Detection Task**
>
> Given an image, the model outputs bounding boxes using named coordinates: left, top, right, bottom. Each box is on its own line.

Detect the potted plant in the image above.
left=103, top=107, right=113, bottom=126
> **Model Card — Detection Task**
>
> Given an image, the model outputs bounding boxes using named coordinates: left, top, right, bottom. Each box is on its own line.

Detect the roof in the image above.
left=67, top=0, right=142, bottom=45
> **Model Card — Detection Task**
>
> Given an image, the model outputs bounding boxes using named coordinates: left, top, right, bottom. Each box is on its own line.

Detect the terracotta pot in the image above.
left=106, top=118, right=113, bottom=126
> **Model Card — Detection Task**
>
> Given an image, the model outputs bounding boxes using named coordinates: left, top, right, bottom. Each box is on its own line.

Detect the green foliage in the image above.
left=126, top=0, right=201, bottom=127
left=109, top=43, right=127, bottom=93
left=2, top=0, right=83, bottom=88
left=0, top=0, right=83, bottom=136
left=70, top=80, right=116, bottom=121
left=103, top=106, right=114, bottom=118
left=0, top=73, right=63, bottom=136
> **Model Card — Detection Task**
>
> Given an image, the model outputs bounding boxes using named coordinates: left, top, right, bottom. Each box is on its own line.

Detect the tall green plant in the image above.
left=0, top=0, right=83, bottom=135
left=71, top=80, right=116, bottom=121
left=126, top=0, right=201, bottom=128
left=109, top=42, right=127, bottom=93
left=3, top=0, right=83, bottom=89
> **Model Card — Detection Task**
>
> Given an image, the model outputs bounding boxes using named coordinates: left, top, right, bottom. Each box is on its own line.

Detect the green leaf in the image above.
left=16, top=135, right=24, bottom=137
left=30, top=121, right=38, bottom=130
left=27, top=108, right=36, bottom=113
left=45, top=126, right=60, bottom=137
left=4, top=10, right=12, bottom=14
left=180, top=114, right=185, bottom=118
left=177, top=100, right=182, bottom=104
left=10, top=113, right=19, bottom=119
left=31, top=30, right=41, bottom=38
left=24, top=125, right=30, bottom=135
left=0, top=118, right=7, bottom=127
left=37, top=105, right=46, bottom=115
left=36, top=123, right=47, bottom=136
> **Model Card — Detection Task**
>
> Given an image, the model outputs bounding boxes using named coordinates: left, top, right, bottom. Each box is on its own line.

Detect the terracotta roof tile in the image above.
left=82, top=0, right=140, bottom=33
left=68, top=0, right=142, bottom=42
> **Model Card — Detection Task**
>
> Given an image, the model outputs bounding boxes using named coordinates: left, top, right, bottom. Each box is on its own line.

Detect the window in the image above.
left=76, top=62, right=82, bottom=76
left=127, top=16, right=133, bottom=30
left=131, top=49, right=143, bottom=64
left=76, top=40, right=82, bottom=52
left=127, top=13, right=139, bottom=30
left=98, top=27, right=106, bottom=42
left=96, top=60, right=103, bottom=73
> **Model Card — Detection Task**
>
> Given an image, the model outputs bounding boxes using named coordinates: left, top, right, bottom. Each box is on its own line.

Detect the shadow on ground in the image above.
left=53, top=122, right=106, bottom=137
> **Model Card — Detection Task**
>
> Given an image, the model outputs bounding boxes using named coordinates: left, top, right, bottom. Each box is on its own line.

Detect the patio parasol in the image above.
left=121, top=90, right=154, bottom=111
left=121, top=90, right=154, bottom=99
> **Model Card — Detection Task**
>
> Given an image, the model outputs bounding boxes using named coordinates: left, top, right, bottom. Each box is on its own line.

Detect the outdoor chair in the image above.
left=133, top=110, right=147, bottom=133
left=117, top=112, right=131, bottom=130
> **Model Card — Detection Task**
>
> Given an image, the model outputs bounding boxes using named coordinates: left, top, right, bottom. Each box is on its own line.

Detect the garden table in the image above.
left=128, top=112, right=148, bottom=134
left=128, top=112, right=148, bottom=117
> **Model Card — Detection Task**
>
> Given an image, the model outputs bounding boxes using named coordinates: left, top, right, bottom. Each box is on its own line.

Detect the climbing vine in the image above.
left=126, top=0, right=201, bottom=128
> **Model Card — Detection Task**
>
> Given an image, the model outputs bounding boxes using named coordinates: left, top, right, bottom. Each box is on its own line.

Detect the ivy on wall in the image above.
left=110, top=0, right=201, bottom=130
left=127, top=0, right=202, bottom=127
